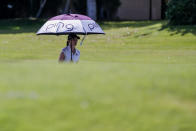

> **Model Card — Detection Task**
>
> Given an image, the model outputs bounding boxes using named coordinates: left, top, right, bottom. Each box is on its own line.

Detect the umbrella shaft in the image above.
left=71, top=43, right=72, bottom=61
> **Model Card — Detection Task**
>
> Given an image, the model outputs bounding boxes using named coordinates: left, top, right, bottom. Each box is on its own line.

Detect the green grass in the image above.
left=0, top=19, right=196, bottom=131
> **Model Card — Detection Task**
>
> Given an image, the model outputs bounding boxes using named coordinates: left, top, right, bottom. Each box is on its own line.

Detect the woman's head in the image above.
left=67, top=34, right=80, bottom=48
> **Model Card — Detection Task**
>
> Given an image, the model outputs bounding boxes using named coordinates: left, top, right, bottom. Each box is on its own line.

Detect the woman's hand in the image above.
left=58, top=52, right=65, bottom=62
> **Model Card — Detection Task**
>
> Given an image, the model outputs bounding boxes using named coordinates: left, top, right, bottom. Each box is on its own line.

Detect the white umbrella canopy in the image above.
left=36, top=14, right=105, bottom=35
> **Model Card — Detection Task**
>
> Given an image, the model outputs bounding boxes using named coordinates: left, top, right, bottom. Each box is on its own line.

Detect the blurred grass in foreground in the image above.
left=0, top=19, right=196, bottom=131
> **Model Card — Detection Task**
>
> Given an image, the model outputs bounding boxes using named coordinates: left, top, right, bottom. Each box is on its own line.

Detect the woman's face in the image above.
left=69, top=38, right=78, bottom=49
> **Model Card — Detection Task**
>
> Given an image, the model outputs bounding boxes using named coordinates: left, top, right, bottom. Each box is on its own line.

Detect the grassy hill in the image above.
left=0, top=19, right=196, bottom=131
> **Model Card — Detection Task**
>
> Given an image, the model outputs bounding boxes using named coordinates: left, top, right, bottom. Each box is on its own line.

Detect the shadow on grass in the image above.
left=0, top=19, right=161, bottom=34
left=0, top=19, right=195, bottom=36
left=159, top=23, right=196, bottom=36
left=0, top=19, right=46, bottom=34
left=98, top=20, right=161, bottom=30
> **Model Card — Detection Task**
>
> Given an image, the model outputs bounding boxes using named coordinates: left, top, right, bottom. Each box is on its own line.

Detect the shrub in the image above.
left=166, top=0, right=196, bottom=25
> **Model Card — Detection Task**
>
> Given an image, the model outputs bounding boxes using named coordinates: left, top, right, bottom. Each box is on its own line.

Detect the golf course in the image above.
left=0, top=19, right=196, bottom=131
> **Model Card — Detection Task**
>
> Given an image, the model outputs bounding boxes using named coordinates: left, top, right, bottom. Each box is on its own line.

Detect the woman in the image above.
left=59, top=34, right=80, bottom=63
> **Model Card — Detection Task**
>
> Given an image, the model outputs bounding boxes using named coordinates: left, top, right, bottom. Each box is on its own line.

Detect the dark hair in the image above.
left=67, top=40, right=69, bottom=46
left=68, top=34, right=80, bottom=40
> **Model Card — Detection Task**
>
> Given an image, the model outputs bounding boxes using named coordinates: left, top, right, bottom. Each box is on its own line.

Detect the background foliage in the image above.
left=166, top=0, right=196, bottom=25
left=0, top=0, right=121, bottom=20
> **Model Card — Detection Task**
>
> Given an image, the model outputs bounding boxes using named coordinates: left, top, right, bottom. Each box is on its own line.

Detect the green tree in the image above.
left=166, top=0, right=196, bottom=25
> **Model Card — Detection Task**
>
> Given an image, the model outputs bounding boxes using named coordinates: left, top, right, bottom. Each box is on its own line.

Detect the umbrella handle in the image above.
left=70, top=42, right=73, bottom=62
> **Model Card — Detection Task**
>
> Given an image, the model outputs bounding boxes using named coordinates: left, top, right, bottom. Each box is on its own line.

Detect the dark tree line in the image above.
left=0, top=0, right=68, bottom=18
left=0, top=0, right=121, bottom=20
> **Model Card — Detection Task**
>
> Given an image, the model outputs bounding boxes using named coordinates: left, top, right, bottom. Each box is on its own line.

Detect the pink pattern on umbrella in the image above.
left=49, top=14, right=92, bottom=21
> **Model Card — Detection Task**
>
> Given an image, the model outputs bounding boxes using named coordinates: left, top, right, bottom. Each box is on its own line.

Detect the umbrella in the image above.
left=36, top=13, right=105, bottom=62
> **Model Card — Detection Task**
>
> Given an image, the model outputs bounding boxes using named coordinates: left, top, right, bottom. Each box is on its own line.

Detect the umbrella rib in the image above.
left=80, top=27, right=87, bottom=46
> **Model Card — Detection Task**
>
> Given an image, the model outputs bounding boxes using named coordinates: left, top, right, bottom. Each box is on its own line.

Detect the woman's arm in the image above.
left=59, top=52, right=65, bottom=62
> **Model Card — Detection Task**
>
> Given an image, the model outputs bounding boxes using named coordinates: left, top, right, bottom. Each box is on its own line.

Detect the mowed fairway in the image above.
left=0, top=19, right=196, bottom=131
